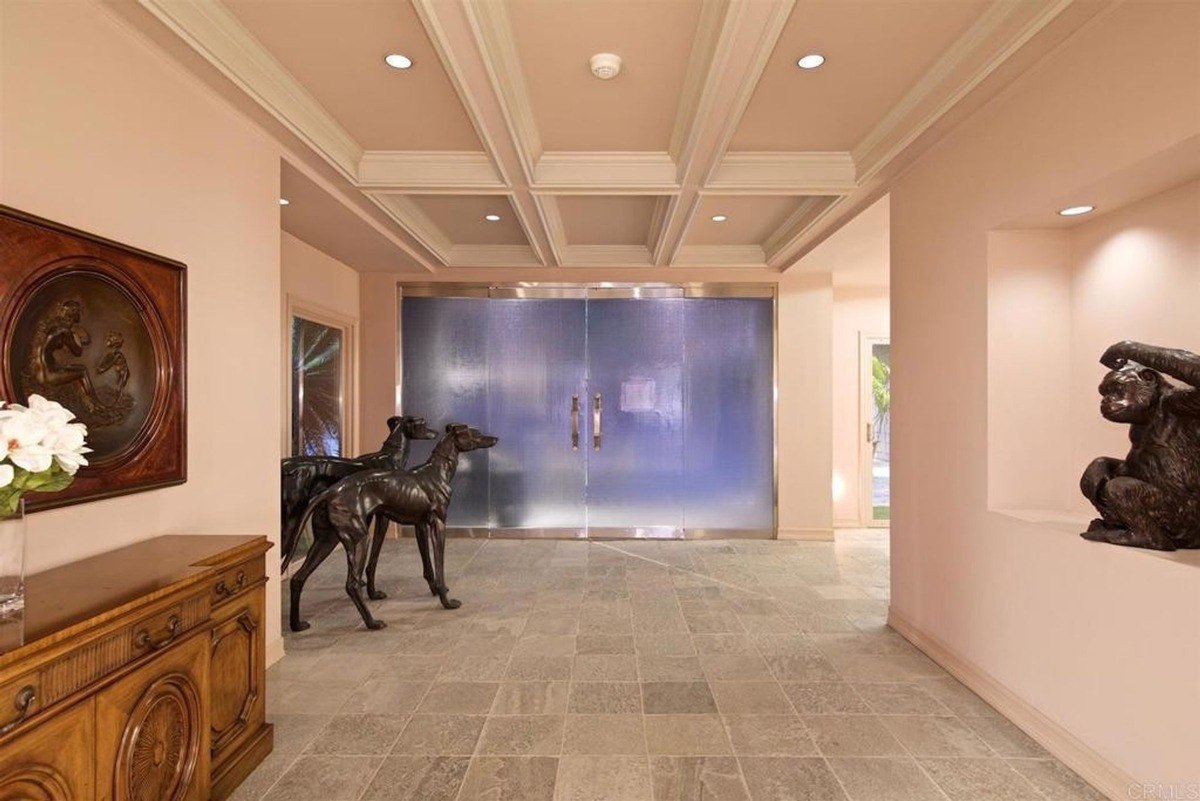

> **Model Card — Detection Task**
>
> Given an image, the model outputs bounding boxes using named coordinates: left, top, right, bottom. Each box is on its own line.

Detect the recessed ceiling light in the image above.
left=1058, top=205, right=1095, bottom=217
left=278, top=198, right=290, bottom=206
left=796, top=54, right=826, bottom=70
left=384, top=53, right=413, bottom=70
left=711, top=214, right=728, bottom=222
left=484, top=214, right=501, bottom=222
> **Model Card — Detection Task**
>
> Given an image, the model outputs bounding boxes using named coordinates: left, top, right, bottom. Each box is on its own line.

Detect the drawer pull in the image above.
left=0, top=685, right=36, bottom=735
left=135, top=614, right=181, bottom=651
left=215, top=570, right=246, bottom=598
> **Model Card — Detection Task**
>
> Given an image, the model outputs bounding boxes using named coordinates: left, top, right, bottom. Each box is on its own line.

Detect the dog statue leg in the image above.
left=366, top=514, right=389, bottom=600
left=289, top=531, right=337, bottom=632
left=344, top=527, right=387, bottom=629
left=415, top=521, right=438, bottom=596
left=428, top=515, right=461, bottom=610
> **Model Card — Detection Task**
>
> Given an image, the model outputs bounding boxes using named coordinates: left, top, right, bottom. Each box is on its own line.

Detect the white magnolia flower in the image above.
left=44, top=422, right=90, bottom=475
left=1, top=412, right=52, bottom=472
left=0, top=464, right=12, bottom=489
left=26, top=394, right=74, bottom=431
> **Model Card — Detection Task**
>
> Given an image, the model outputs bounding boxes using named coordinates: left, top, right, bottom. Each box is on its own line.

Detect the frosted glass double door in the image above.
left=400, top=289, right=774, bottom=537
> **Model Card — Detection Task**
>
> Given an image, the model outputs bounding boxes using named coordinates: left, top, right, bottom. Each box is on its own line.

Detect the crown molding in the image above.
left=561, top=245, right=653, bottom=268
left=852, top=0, right=1074, bottom=182
left=369, top=194, right=453, bottom=264
left=707, top=152, right=857, bottom=194
left=675, top=245, right=768, bottom=268
left=136, top=0, right=362, bottom=181
left=651, top=0, right=796, bottom=266
left=764, top=195, right=844, bottom=266
left=358, top=151, right=506, bottom=192
left=534, top=153, right=679, bottom=193
left=447, top=245, right=542, bottom=268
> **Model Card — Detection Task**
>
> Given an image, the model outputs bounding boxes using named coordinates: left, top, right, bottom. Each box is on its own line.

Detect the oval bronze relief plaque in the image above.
left=6, top=271, right=158, bottom=462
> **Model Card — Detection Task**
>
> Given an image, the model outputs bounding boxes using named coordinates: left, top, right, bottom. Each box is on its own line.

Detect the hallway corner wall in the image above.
left=359, top=272, right=401, bottom=448
left=890, top=2, right=1200, bottom=792
left=777, top=271, right=835, bottom=538
left=1, top=1, right=284, bottom=653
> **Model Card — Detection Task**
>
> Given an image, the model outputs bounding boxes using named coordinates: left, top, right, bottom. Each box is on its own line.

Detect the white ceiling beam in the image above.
left=706, top=153, right=856, bottom=195
left=358, top=152, right=506, bottom=192
left=674, top=245, right=767, bottom=268
left=534, top=153, right=679, bottom=194
left=447, top=245, right=542, bottom=268
left=413, top=0, right=560, bottom=266
left=561, top=246, right=654, bottom=269
left=651, top=0, right=796, bottom=266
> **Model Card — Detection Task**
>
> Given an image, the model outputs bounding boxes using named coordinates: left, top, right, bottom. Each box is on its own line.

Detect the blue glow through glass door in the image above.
left=584, top=297, right=685, bottom=533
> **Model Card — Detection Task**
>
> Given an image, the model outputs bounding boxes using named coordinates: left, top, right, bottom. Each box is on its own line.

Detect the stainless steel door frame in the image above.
left=397, top=282, right=779, bottom=539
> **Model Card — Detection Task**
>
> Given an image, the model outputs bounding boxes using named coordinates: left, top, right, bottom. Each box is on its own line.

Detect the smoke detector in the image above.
left=590, top=53, right=622, bottom=80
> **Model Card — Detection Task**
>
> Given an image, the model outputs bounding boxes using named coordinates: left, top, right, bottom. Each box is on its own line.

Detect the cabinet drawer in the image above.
left=0, top=671, right=40, bottom=739
left=0, top=698, right=94, bottom=799
left=209, top=558, right=264, bottom=608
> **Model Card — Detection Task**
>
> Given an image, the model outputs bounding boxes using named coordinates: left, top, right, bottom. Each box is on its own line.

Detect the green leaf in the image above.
left=0, top=487, right=21, bottom=517
left=32, top=469, right=75, bottom=494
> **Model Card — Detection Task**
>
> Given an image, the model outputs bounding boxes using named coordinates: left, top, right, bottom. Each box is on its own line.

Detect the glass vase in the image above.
left=0, top=499, right=26, bottom=617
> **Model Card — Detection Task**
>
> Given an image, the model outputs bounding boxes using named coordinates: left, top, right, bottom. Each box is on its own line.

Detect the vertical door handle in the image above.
left=592, top=393, right=602, bottom=450
left=570, top=395, right=580, bottom=450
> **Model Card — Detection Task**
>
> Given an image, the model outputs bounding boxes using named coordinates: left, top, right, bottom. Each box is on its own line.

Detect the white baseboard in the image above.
left=778, top=527, right=834, bottom=541
left=265, top=636, right=286, bottom=668
left=888, top=607, right=1133, bottom=800
left=834, top=517, right=862, bottom=529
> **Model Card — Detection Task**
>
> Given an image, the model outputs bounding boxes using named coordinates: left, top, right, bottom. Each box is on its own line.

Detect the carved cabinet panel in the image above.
left=0, top=699, right=94, bottom=801
left=209, top=587, right=263, bottom=766
left=94, top=633, right=209, bottom=801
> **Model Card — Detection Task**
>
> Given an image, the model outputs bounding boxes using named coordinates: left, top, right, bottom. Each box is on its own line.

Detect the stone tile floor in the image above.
left=236, top=531, right=1105, bottom=801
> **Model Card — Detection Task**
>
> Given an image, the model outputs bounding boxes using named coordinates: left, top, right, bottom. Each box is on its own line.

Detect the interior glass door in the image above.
left=400, top=286, right=774, bottom=538
left=584, top=295, right=685, bottom=534
left=487, top=296, right=588, bottom=533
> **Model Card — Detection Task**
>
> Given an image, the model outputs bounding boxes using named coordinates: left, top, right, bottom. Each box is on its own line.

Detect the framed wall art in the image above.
left=0, top=205, right=186, bottom=510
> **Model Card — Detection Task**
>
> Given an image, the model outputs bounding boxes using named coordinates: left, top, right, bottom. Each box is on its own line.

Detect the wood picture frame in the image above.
left=0, top=205, right=186, bottom=511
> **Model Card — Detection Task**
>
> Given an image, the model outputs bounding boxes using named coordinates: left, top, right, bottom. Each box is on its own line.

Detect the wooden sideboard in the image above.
left=0, top=535, right=273, bottom=801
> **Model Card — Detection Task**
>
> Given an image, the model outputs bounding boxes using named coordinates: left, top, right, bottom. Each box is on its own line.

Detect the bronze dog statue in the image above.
left=290, top=424, right=498, bottom=631
left=1081, top=341, right=1200, bottom=550
left=280, top=415, right=437, bottom=574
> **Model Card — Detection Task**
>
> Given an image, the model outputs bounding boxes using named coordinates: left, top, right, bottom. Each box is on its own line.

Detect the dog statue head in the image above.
left=445, top=423, right=499, bottom=452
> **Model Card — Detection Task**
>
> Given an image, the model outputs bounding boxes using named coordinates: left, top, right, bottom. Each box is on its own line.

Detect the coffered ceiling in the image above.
left=136, top=0, right=1086, bottom=273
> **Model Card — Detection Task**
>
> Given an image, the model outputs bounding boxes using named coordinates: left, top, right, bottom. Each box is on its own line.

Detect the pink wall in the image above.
left=987, top=230, right=1075, bottom=513
left=891, top=2, right=1199, bottom=791
left=282, top=232, right=361, bottom=323
left=1, top=3, right=284, bottom=654
left=1069, top=180, right=1200, bottom=514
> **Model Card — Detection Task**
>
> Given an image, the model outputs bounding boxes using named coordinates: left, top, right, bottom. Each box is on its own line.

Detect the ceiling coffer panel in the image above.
left=506, top=0, right=703, bottom=152
left=731, top=0, right=989, bottom=152
left=224, top=0, right=484, bottom=152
